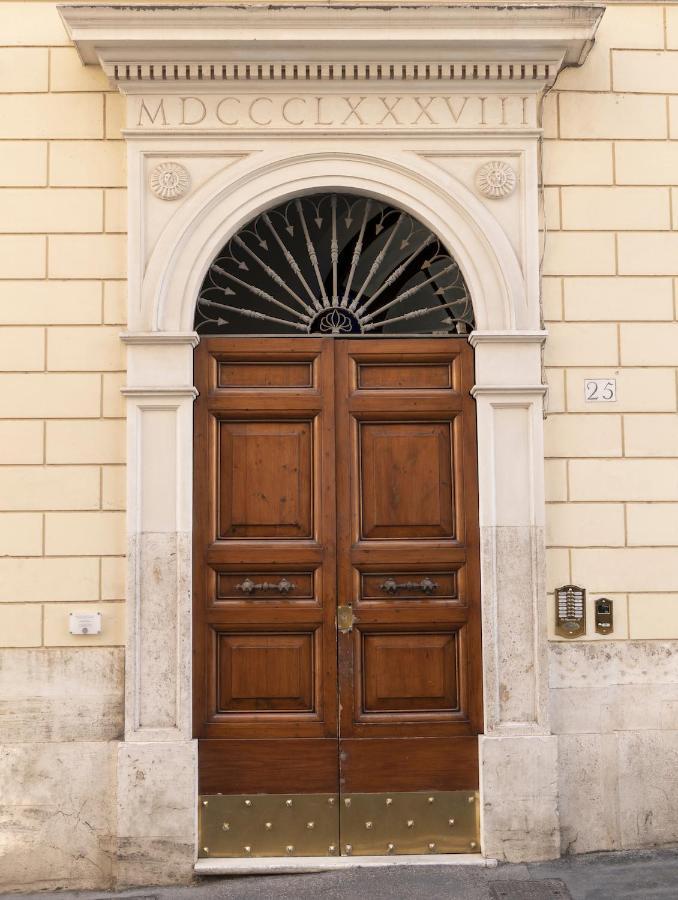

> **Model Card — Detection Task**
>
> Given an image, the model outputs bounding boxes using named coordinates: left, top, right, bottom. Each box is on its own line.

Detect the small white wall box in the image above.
left=69, top=612, right=102, bottom=635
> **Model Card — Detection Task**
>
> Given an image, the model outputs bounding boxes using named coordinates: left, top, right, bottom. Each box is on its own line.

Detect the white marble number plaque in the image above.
left=584, top=378, right=616, bottom=403
left=69, top=612, right=102, bottom=635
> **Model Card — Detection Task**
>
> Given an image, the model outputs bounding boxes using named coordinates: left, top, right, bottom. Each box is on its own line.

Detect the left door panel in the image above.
left=194, top=338, right=339, bottom=809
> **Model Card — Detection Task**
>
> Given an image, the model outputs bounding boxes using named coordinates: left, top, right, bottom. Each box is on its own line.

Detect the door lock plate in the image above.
left=337, top=604, right=355, bottom=633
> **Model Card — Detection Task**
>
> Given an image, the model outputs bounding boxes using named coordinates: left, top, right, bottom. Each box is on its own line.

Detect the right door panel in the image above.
left=334, top=338, right=482, bottom=852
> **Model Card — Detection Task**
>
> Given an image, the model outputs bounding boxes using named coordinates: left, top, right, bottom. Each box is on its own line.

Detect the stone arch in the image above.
left=137, top=150, right=530, bottom=335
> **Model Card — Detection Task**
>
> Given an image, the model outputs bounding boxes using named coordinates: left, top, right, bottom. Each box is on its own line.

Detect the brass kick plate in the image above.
left=199, top=791, right=479, bottom=858
left=199, top=794, right=339, bottom=858
left=341, top=791, right=479, bottom=856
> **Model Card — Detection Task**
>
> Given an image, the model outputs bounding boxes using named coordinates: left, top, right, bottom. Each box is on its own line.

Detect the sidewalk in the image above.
left=7, top=848, right=678, bottom=900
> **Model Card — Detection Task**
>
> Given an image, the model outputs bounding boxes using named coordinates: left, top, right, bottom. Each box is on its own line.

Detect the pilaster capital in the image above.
left=120, top=330, right=200, bottom=347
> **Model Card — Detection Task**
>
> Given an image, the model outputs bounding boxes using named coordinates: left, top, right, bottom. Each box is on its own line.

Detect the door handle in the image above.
left=235, top=577, right=296, bottom=595
left=337, top=604, right=355, bottom=633
left=379, top=577, right=438, bottom=595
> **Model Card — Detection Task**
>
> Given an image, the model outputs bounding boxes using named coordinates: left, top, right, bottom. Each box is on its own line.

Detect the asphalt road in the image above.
left=10, top=848, right=678, bottom=900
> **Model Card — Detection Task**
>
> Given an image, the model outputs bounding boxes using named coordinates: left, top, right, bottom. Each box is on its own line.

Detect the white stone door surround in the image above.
left=61, top=3, right=603, bottom=871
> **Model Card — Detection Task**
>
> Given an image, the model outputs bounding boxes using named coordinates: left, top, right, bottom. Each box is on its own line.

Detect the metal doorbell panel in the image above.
left=555, top=585, right=586, bottom=638
left=594, top=597, right=613, bottom=635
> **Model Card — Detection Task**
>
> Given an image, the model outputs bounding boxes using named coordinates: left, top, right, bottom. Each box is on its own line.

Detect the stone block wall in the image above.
left=0, top=4, right=126, bottom=890
left=543, top=2, right=678, bottom=856
left=544, top=3, right=678, bottom=641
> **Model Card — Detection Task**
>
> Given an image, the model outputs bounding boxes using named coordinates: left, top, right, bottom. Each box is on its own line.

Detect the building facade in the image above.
left=1, top=0, right=678, bottom=891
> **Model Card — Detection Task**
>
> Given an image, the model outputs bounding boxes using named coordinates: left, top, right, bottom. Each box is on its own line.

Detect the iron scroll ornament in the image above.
left=195, top=193, right=474, bottom=336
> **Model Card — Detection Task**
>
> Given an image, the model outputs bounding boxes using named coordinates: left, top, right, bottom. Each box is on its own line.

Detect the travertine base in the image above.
left=479, top=734, right=560, bottom=862
left=552, top=641, right=678, bottom=856
left=0, top=742, right=118, bottom=892
left=0, top=647, right=123, bottom=742
left=116, top=740, right=198, bottom=887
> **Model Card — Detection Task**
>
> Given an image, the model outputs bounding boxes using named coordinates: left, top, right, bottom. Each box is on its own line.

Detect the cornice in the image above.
left=469, top=330, right=548, bottom=346
left=59, top=4, right=604, bottom=87
left=120, top=331, right=200, bottom=347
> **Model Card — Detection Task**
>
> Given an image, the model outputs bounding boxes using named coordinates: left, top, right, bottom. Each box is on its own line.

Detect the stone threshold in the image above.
left=195, top=854, right=497, bottom=875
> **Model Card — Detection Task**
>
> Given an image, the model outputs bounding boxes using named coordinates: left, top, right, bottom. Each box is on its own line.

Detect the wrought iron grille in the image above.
left=195, top=193, right=474, bottom=336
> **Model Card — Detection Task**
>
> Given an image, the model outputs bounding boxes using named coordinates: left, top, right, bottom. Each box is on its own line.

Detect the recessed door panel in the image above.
left=218, top=360, right=314, bottom=389
left=218, top=420, right=312, bottom=539
left=357, top=361, right=453, bottom=390
left=360, top=421, right=454, bottom=539
left=359, top=570, right=460, bottom=602
left=215, top=570, right=317, bottom=603
left=362, top=630, right=459, bottom=713
left=216, top=631, right=316, bottom=713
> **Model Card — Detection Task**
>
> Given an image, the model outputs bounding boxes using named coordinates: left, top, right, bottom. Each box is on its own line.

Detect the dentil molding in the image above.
left=60, top=4, right=604, bottom=89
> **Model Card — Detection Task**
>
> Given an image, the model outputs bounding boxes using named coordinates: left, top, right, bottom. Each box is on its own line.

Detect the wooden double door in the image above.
left=194, top=337, right=482, bottom=857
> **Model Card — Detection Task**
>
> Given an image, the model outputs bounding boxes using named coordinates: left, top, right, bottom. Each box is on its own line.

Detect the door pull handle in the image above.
left=236, top=577, right=296, bottom=595
left=337, top=604, right=355, bottom=633
left=379, top=577, right=438, bottom=595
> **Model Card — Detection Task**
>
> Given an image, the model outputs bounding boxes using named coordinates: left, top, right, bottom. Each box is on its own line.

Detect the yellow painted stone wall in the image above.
left=0, top=3, right=126, bottom=651
left=543, top=3, right=678, bottom=641
left=1, top=1, right=678, bottom=651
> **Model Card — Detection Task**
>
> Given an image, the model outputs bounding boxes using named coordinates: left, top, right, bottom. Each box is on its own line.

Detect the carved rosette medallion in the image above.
left=149, top=162, right=191, bottom=201
left=475, top=161, right=517, bottom=199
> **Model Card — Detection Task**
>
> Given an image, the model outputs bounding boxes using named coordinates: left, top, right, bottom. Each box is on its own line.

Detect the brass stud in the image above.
left=328, top=797, right=336, bottom=806
left=306, top=821, right=315, bottom=830
left=202, top=847, right=209, bottom=854
left=387, top=843, right=395, bottom=853
left=365, top=821, right=373, bottom=830
left=406, top=819, right=414, bottom=828
left=468, top=796, right=475, bottom=804
left=244, top=846, right=251, bottom=854
left=244, top=799, right=252, bottom=807
left=329, top=844, right=337, bottom=854
left=428, top=842, right=436, bottom=852
left=286, top=845, right=294, bottom=854
left=470, top=841, right=477, bottom=850
left=385, top=798, right=393, bottom=806
left=286, top=799, right=293, bottom=808
left=265, top=822, right=273, bottom=831
left=345, top=844, right=352, bottom=855
left=427, top=796, right=435, bottom=804
left=344, top=798, right=351, bottom=807
left=222, top=822, right=230, bottom=832
left=201, top=800, right=209, bottom=807
left=448, top=818, right=455, bottom=827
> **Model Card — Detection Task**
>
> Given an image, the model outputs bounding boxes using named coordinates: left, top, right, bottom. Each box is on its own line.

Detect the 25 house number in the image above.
left=584, top=378, right=616, bottom=402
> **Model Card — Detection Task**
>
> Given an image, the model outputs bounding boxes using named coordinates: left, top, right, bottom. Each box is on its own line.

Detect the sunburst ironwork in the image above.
left=195, top=193, right=474, bottom=336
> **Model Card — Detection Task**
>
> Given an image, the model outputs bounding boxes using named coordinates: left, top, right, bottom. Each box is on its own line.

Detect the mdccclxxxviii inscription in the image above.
left=133, top=94, right=536, bottom=130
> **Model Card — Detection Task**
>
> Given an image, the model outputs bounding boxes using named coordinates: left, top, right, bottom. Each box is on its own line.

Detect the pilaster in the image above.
left=122, top=331, right=198, bottom=742
left=471, top=329, right=559, bottom=861
left=117, top=331, right=199, bottom=882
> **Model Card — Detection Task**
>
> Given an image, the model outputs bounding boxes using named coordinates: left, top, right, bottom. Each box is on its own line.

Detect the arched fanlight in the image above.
left=195, top=193, right=474, bottom=336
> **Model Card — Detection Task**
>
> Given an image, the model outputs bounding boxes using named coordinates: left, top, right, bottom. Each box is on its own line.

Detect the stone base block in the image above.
left=551, top=641, right=678, bottom=855
left=479, top=733, right=559, bottom=863
left=115, top=739, right=197, bottom=887
left=557, top=732, right=620, bottom=855
left=0, top=741, right=117, bottom=892
left=0, top=647, right=123, bottom=742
